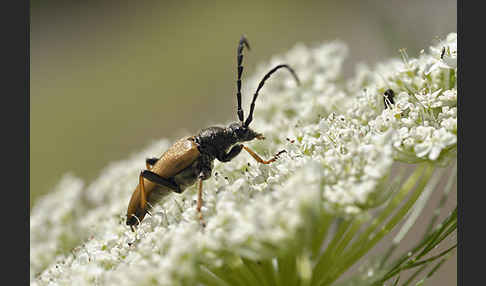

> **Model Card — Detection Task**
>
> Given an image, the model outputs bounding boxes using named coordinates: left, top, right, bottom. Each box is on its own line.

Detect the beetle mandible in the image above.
left=126, top=35, right=300, bottom=231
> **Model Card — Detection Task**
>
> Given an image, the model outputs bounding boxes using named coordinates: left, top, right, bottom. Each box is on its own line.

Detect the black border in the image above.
left=456, top=0, right=462, bottom=284
left=458, top=1, right=483, bottom=286
left=3, top=0, right=29, bottom=282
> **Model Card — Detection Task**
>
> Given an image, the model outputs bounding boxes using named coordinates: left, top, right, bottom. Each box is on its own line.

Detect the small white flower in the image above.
left=415, top=89, right=443, bottom=109
left=414, top=128, right=457, bottom=160
left=438, top=89, right=457, bottom=106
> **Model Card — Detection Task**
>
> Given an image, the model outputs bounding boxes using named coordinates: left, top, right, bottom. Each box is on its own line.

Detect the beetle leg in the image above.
left=141, top=170, right=182, bottom=193
left=139, top=171, right=148, bottom=210
left=218, top=144, right=243, bottom=162
left=145, top=157, right=158, bottom=170
left=242, top=146, right=286, bottom=164
left=196, top=178, right=206, bottom=227
left=145, top=202, right=154, bottom=216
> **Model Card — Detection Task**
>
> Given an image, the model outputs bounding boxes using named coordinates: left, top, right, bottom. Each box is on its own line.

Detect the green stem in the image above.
left=424, top=163, right=456, bottom=236
left=346, top=165, right=426, bottom=255
left=198, top=266, right=231, bottom=286
left=310, top=219, right=352, bottom=286
left=416, top=208, right=456, bottom=261
left=236, top=259, right=265, bottom=286
left=402, top=244, right=456, bottom=270
left=383, top=243, right=456, bottom=283
left=425, top=257, right=449, bottom=278
left=378, top=166, right=443, bottom=269
left=379, top=244, right=397, bottom=268
left=311, top=212, right=333, bottom=259
left=323, top=164, right=435, bottom=285
left=277, top=254, right=299, bottom=286
left=241, top=257, right=272, bottom=286
left=260, top=259, right=279, bottom=286
left=208, top=265, right=248, bottom=286
left=374, top=207, right=456, bottom=285
left=333, top=219, right=364, bottom=258
left=449, top=69, right=456, bottom=89
left=401, top=265, right=427, bottom=286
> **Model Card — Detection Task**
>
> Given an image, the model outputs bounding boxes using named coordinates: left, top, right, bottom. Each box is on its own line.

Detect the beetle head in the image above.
left=126, top=210, right=145, bottom=229
left=126, top=191, right=147, bottom=231
left=228, top=122, right=264, bottom=142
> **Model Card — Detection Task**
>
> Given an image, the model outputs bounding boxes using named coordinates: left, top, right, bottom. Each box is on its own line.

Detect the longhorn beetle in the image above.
left=126, top=36, right=300, bottom=231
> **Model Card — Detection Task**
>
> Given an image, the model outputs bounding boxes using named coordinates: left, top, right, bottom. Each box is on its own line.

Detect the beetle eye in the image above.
left=126, top=216, right=136, bottom=226
left=127, top=214, right=141, bottom=226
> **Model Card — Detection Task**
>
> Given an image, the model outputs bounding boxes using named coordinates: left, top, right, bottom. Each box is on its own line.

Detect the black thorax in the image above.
left=194, top=126, right=237, bottom=159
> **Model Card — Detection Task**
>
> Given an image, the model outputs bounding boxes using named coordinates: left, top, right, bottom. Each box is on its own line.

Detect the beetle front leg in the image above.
left=243, top=146, right=286, bottom=164
left=218, top=144, right=244, bottom=162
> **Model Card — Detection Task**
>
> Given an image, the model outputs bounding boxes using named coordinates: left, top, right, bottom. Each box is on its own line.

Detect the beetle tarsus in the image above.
left=275, top=150, right=287, bottom=158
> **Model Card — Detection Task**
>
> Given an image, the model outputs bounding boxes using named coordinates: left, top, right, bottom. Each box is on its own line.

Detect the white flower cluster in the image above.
left=30, top=33, right=457, bottom=285
left=347, top=33, right=457, bottom=163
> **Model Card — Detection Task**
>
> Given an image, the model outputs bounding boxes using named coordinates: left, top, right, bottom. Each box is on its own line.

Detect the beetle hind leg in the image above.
left=141, top=170, right=182, bottom=193
left=138, top=170, right=179, bottom=218
left=139, top=172, right=148, bottom=210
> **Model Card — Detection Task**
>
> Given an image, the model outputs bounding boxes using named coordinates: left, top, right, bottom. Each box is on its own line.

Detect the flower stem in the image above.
left=322, top=163, right=435, bottom=285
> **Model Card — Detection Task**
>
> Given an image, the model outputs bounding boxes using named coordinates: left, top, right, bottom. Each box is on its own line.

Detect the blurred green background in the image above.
left=31, top=0, right=456, bottom=284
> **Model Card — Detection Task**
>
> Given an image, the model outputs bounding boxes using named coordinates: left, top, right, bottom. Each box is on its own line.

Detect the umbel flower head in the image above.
left=31, top=33, right=457, bottom=286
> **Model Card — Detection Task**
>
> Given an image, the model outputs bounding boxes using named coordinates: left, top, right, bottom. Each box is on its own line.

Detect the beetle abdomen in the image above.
left=126, top=137, right=201, bottom=226
left=147, top=185, right=172, bottom=205
left=151, top=136, right=201, bottom=179
left=173, top=160, right=199, bottom=190
left=140, top=136, right=201, bottom=201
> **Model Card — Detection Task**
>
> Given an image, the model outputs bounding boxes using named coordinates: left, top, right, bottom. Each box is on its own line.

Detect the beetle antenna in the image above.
left=244, top=64, right=300, bottom=127
left=236, top=35, right=250, bottom=123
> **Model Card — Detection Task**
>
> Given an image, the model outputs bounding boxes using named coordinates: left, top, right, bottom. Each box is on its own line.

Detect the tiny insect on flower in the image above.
left=383, top=89, right=395, bottom=109
left=440, top=46, right=446, bottom=59
left=126, top=35, right=300, bottom=231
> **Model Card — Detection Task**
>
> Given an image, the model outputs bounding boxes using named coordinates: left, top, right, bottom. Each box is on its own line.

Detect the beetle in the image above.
left=126, top=35, right=300, bottom=231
